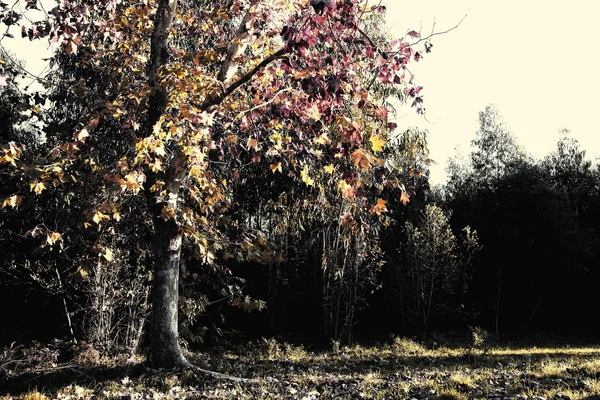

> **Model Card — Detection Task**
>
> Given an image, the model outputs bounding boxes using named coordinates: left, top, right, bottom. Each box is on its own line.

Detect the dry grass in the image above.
left=3, top=338, right=600, bottom=399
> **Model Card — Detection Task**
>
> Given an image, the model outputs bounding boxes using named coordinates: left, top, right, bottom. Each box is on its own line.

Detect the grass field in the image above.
left=2, top=337, right=600, bottom=399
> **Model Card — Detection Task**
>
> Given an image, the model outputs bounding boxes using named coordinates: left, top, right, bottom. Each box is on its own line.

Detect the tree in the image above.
left=470, top=104, right=525, bottom=186
left=391, top=204, right=479, bottom=330
left=1, top=0, right=435, bottom=368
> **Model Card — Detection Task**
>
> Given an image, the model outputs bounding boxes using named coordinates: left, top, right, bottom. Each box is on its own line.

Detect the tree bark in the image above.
left=145, top=0, right=186, bottom=368
left=147, top=176, right=186, bottom=367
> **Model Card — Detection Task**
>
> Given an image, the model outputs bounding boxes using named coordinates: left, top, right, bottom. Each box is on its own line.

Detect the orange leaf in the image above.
left=270, top=162, right=282, bottom=173
left=400, top=191, right=410, bottom=206
left=350, top=149, right=371, bottom=171
left=247, top=138, right=258, bottom=151
left=369, top=198, right=388, bottom=215
left=46, top=232, right=61, bottom=245
left=338, top=180, right=355, bottom=199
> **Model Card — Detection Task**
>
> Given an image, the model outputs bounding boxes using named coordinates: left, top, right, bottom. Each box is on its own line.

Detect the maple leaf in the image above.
left=92, top=211, right=108, bottom=224
left=2, top=194, right=24, bottom=209
left=351, top=149, right=371, bottom=171
left=247, top=138, right=258, bottom=151
left=120, top=173, right=143, bottom=194
left=29, top=180, right=46, bottom=195
left=102, top=248, right=114, bottom=262
left=400, top=191, right=410, bottom=206
left=270, top=162, right=282, bottom=173
left=307, top=102, right=321, bottom=121
left=369, top=198, right=388, bottom=215
left=300, top=165, right=314, bottom=186
left=46, top=232, right=61, bottom=245
left=161, top=206, right=176, bottom=221
left=338, top=180, right=354, bottom=199
left=73, top=128, right=90, bottom=143
left=370, top=134, right=386, bottom=152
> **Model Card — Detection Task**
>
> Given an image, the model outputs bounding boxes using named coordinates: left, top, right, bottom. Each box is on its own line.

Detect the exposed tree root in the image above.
left=184, top=360, right=258, bottom=383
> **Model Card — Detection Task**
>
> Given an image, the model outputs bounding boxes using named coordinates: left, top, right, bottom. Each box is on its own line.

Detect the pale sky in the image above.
left=386, top=0, right=600, bottom=184
left=4, top=1, right=600, bottom=185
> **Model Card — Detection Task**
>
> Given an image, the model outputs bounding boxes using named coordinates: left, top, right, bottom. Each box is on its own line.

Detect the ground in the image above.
left=2, top=336, right=600, bottom=399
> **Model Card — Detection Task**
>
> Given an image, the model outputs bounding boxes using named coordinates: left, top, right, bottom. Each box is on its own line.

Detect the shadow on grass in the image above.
left=0, top=362, right=146, bottom=397
left=235, top=348, right=600, bottom=377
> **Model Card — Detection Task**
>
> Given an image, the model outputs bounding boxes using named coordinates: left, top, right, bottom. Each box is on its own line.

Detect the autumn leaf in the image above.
left=247, top=138, right=258, bottom=151
left=338, top=180, right=354, bottom=199
left=324, top=164, right=335, bottom=174
left=300, top=165, right=314, bottom=186
left=46, top=232, right=61, bottom=245
left=102, top=248, right=114, bottom=262
left=161, top=206, right=176, bottom=221
left=270, top=162, right=282, bottom=173
left=400, top=191, right=411, bottom=206
left=92, top=211, right=108, bottom=224
left=73, top=128, right=90, bottom=143
left=369, top=198, right=388, bottom=215
left=2, top=194, right=24, bottom=209
left=370, top=134, right=386, bottom=152
left=407, top=29, right=421, bottom=38
left=30, top=180, right=46, bottom=195
left=307, top=102, right=321, bottom=121
left=351, top=149, right=371, bottom=171
left=119, top=173, right=143, bottom=194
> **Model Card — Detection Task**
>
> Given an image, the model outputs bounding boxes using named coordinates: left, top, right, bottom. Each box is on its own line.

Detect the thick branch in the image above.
left=200, top=48, right=288, bottom=111
left=217, top=1, right=259, bottom=86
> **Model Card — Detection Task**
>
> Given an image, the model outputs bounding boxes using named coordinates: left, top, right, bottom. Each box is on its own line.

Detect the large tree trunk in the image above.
left=145, top=0, right=185, bottom=368
left=147, top=178, right=187, bottom=367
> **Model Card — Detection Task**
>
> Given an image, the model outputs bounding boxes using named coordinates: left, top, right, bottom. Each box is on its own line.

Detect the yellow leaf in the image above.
left=154, top=144, right=166, bottom=156
left=270, top=162, right=282, bottom=174
left=102, top=248, right=114, bottom=262
left=2, top=194, right=23, bottom=209
left=324, top=164, right=334, bottom=174
left=76, top=266, right=88, bottom=280
left=93, top=211, right=107, bottom=224
left=150, top=181, right=165, bottom=192
left=307, top=103, right=321, bottom=121
left=300, top=165, right=314, bottom=186
left=120, top=173, right=143, bottom=194
left=46, top=232, right=61, bottom=245
left=313, top=133, right=331, bottom=146
left=369, top=134, right=386, bottom=152
left=29, top=181, right=46, bottom=195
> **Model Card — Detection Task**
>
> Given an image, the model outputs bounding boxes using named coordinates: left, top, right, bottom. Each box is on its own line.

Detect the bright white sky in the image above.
left=386, top=0, right=600, bottom=184
left=4, top=1, right=600, bottom=185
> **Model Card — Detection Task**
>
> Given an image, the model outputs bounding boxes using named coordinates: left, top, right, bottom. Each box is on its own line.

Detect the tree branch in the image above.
left=200, top=48, right=288, bottom=111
